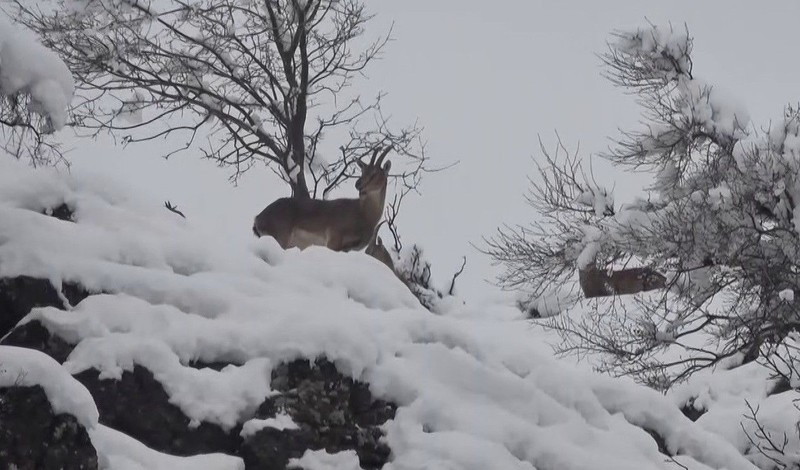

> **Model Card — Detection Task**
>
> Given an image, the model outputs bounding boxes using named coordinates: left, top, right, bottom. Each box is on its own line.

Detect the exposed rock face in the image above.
left=680, top=398, right=707, bottom=422
left=74, top=365, right=242, bottom=456
left=0, top=385, right=97, bottom=470
left=43, top=202, right=75, bottom=222
left=242, top=358, right=397, bottom=470
left=2, top=320, right=75, bottom=364
left=0, top=275, right=398, bottom=469
left=0, top=276, right=88, bottom=339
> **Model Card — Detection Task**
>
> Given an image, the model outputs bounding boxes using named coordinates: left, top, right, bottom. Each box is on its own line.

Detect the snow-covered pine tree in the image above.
left=486, top=23, right=800, bottom=389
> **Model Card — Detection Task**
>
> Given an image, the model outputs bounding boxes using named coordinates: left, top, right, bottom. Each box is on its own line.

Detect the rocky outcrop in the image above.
left=242, top=359, right=396, bottom=470
left=0, top=276, right=88, bottom=339
left=0, top=275, right=397, bottom=469
left=0, top=385, right=97, bottom=470
left=74, top=365, right=241, bottom=456
left=2, top=320, right=75, bottom=364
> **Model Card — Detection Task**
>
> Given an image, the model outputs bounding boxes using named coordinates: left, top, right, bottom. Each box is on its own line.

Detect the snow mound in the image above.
left=240, top=414, right=298, bottom=438
left=289, top=449, right=361, bottom=470
left=670, top=362, right=800, bottom=469
left=0, top=155, right=757, bottom=469
left=91, top=425, right=243, bottom=470
left=0, top=345, right=98, bottom=429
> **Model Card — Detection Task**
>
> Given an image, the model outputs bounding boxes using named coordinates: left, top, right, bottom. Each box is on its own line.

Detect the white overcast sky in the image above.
left=63, top=0, right=800, bottom=301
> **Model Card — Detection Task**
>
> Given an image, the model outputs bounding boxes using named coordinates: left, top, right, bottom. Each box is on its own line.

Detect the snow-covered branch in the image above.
left=488, top=23, right=800, bottom=388
left=0, top=15, right=74, bottom=164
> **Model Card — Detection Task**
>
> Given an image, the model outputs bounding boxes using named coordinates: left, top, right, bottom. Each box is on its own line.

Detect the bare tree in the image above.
left=382, top=189, right=466, bottom=312
left=740, top=399, right=800, bottom=470
left=13, top=0, right=427, bottom=196
left=0, top=93, right=67, bottom=166
left=485, top=23, right=800, bottom=389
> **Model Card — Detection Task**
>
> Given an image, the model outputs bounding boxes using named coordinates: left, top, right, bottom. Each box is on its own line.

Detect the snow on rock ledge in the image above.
left=0, top=155, right=759, bottom=470
left=0, top=345, right=98, bottom=429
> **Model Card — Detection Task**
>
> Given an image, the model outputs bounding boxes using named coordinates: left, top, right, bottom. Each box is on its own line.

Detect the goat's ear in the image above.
left=383, top=160, right=391, bottom=172
left=356, top=159, right=366, bottom=170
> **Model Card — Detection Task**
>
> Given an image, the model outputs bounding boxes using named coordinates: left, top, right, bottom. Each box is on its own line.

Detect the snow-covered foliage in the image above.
left=487, top=23, right=800, bottom=389
left=0, top=154, right=763, bottom=469
left=0, top=15, right=74, bottom=130
left=391, top=242, right=464, bottom=314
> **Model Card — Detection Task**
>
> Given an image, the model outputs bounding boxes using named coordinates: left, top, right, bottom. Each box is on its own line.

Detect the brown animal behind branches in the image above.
left=253, top=147, right=392, bottom=252
left=578, top=263, right=666, bottom=298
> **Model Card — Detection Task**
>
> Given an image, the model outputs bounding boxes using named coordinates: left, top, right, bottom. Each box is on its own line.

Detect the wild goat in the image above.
left=579, top=264, right=666, bottom=298
left=253, top=147, right=392, bottom=252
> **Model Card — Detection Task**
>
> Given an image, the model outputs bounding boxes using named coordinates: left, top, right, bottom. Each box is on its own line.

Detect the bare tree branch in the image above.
left=13, top=0, right=430, bottom=197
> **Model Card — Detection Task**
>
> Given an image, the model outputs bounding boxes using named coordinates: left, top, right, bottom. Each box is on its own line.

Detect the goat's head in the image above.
left=355, top=146, right=392, bottom=195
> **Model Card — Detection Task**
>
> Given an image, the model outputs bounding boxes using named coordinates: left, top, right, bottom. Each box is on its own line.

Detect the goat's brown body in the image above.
left=252, top=147, right=392, bottom=252
left=579, top=265, right=666, bottom=298
left=253, top=194, right=384, bottom=251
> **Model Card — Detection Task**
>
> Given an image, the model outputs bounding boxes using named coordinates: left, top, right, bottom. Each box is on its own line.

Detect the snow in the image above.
left=0, top=154, right=760, bottom=469
left=0, top=345, right=98, bottom=429
left=0, top=344, right=245, bottom=468
left=0, top=15, right=74, bottom=129
left=668, top=362, right=800, bottom=469
left=678, top=77, right=750, bottom=141
left=576, top=225, right=603, bottom=269
left=575, top=186, right=614, bottom=217
left=612, top=24, right=692, bottom=80
left=240, top=413, right=298, bottom=438
left=779, top=288, right=794, bottom=302
left=91, top=425, right=243, bottom=470
left=288, top=449, right=361, bottom=470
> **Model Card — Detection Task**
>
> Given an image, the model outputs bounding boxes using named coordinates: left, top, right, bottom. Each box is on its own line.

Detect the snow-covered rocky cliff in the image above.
left=0, top=156, right=758, bottom=470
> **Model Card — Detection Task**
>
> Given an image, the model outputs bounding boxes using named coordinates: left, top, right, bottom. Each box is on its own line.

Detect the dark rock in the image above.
left=188, top=360, right=239, bottom=371
left=0, top=385, right=98, bottom=470
left=74, top=365, right=242, bottom=456
left=2, top=293, right=399, bottom=469
left=242, top=358, right=396, bottom=470
left=241, top=427, right=312, bottom=470
left=769, top=377, right=793, bottom=396
left=680, top=398, right=706, bottom=422
left=0, top=276, right=89, bottom=338
left=644, top=427, right=670, bottom=456
left=43, top=202, right=75, bottom=222
left=1, top=320, right=75, bottom=364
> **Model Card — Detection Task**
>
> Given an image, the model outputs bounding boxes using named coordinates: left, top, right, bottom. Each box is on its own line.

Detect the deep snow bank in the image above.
left=0, top=156, right=757, bottom=469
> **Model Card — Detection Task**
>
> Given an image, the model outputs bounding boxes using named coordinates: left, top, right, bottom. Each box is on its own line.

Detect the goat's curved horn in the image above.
left=367, top=147, right=381, bottom=166
left=376, top=146, right=392, bottom=166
